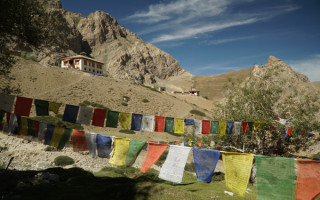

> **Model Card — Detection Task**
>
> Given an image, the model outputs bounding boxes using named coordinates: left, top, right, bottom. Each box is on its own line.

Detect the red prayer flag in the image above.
left=72, top=130, right=88, bottom=152
left=202, top=120, right=210, bottom=134
left=33, top=120, right=40, bottom=137
left=6, top=112, right=11, bottom=127
left=91, top=109, right=106, bottom=127
left=140, top=142, right=168, bottom=173
left=242, top=121, right=248, bottom=133
left=0, top=124, right=3, bottom=131
left=154, top=116, right=165, bottom=132
left=14, top=96, right=33, bottom=116
left=287, top=127, right=292, bottom=136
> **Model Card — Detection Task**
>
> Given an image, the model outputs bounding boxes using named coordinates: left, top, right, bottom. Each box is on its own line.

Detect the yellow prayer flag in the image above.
left=19, top=117, right=28, bottom=136
left=50, top=126, right=65, bottom=148
left=254, top=122, right=261, bottom=130
left=119, top=112, right=131, bottom=129
left=49, top=102, right=62, bottom=114
left=174, top=118, right=184, bottom=134
left=109, top=137, right=130, bottom=166
left=219, top=121, right=227, bottom=135
left=222, top=152, right=254, bottom=197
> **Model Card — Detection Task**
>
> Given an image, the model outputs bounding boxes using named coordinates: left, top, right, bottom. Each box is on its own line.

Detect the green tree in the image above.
left=214, top=65, right=320, bottom=155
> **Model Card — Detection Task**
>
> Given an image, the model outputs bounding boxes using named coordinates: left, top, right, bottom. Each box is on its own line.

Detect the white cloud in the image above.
left=203, top=36, right=257, bottom=45
left=289, top=55, right=320, bottom=82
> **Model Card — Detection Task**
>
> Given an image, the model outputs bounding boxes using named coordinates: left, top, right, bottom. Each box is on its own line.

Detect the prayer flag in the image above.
left=14, top=96, right=33, bottom=116
left=154, top=116, right=165, bottom=132
left=141, top=115, right=155, bottom=132
left=234, top=122, right=241, bottom=135
left=159, top=145, right=191, bottom=183
left=222, top=152, right=254, bottom=197
left=242, top=122, right=248, bottom=133
left=210, top=121, right=219, bottom=134
left=96, top=134, right=112, bottom=158
left=255, top=155, right=295, bottom=200
left=194, top=119, right=202, bottom=134
left=119, top=112, right=131, bottom=129
left=165, top=117, right=174, bottom=133
left=19, top=117, right=28, bottom=136
left=219, top=121, right=227, bottom=135
left=85, top=132, right=97, bottom=158
left=126, top=140, right=146, bottom=166
left=226, top=121, right=234, bottom=134
left=34, top=99, right=49, bottom=116
left=77, top=106, right=93, bottom=125
left=248, top=122, right=254, bottom=132
left=0, top=110, right=5, bottom=124
left=0, top=94, right=15, bottom=112
left=295, top=159, right=320, bottom=200
left=91, top=108, right=106, bottom=127
left=38, top=122, right=47, bottom=141
left=8, top=113, right=17, bottom=134
left=57, top=128, right=73, bottom=150
left=50, top=126, right=65, bottom=148
left=106, top=110, right=119, bottom=128
left=72, top=130, right=88, bottom=152
left=184, top=119, right=194, bottom=126
left=109, top=137, right=130, bottom=166
left=49, top=102, right=62, bottom=114
left=254, top=122, right=261, bottom=130
left=140, top=142, right=168, bottom=173
left=202, top=120, right=210, bottom=134
left=193, top=148, right=220, bottom=183
left=62, top=104, right=79, bottom=123
left=27, top=118, right=36, bottom=136
left=131, top=113, right=143, bottom=131
left=33, top=120, right=40, bottom=137
left=174, top=118, right=184, bottom=134
left=44, top=124, right=55, bottom=145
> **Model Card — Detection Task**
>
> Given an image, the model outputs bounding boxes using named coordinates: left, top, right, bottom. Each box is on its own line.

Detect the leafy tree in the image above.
left=214, top=65, right=320, bottom=155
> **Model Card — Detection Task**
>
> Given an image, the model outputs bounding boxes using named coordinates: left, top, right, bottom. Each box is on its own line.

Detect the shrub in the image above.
left=119, top=129, right=135, bottom=134
left=313, top=152, right=320, bottom=160
left=21, top=53, right=38, bottom=62
left=142, top=99, right=149, bottom=103
left=121, top=102, right=128, bottom=106
left=203, top=96, right=209, bottom=100
left=190, top=109, right=206, bottom=117
left=54, top=156, right=75, bottom=166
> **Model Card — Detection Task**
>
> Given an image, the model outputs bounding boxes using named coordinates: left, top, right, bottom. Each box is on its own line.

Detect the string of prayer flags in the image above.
left=184, top=119, right=195, bottom=126
left=0, top=94, right=15, bottom=112
left=193, top=148, right=220, bottom=183
left=126, top=140, right=146, bottom=167
left=85, top=132, right=97, bottom=158
left=63, top=104, right=79, bottom=124
left=131, top=113, right=143, bottom=131
left=255, top=155, right=295, bottom=200
left=254, top=122, right=261, bottom=131
left=19, top=117, right=28, bottom=136
left=210, top=121, right=219, bottom=134
left=226, top=121, right=234, bottom=134
left=57, top=128, right=73, bottom=150
left=234, top=122, right=241, bottom=135
left=242, top=122, right=248, bottom=133
left=50, top=126, right=65, bottom=148
left=174, top=118, right=184, bottom=134
left=159, top=145, right=191, bottom=183
left=34, top=99, right=49, bottom=116
left=219, top=121, right=227, bottom=135
left=154, top=116, right=165, bottom=132
left=164, top=117, right=174, bottom=133
left=248, top=122, right=254, bottom=132
left=194, top=119, right=202, bottom=134
left=119, top=112, right=131, bottom=129
left=202, top=120, right=210, bottom=134
left=96, top=134, right=113, bottom=158
left=32, top=120, right=40, bottom=137
left=295, top=159, right=320, bottom=200
left=72, top=130, right=88, bottom=152
left=106, top=110, right=119, bottom=128
left=48, top=102, right=62, bottom=114
left=91, top=108, right=106, bottom=127
left=140, top=142, right=168, bottom=173
left=77, top=106, right=93, bottom=125
left=14, top=96, right=33, bottom=116
left=38, top=122, right=47, bottom=141
left=222, top=152, right=254, bottom=197
left=109, top=137, right=130, bottom=166
left=141, top=115, right=155, bottom=132
left=27, top=118, right=36, bottom=136
left=44, top=124, right=55, bottom=145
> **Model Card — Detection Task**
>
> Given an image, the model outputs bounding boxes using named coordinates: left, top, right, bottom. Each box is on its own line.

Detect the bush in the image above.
left=119, top=129, right=135, bottom=134
left=121, top=102, right=128, bottom=106
left=185, top=162, right=195, bottom=172
left=21, top=53, right=38, bottom=62
left=190, top=109, right=206, bottom=117
left=142, top=99, right=149, bottom=103
left=54, top=156, right=75, bottom=166
left=203, top=96, right=209, bottom=100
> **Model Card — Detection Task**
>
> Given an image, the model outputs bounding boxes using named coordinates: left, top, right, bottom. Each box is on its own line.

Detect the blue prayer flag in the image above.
left=131, top=113, right=143, bottom=131
left=96, top=134, right=112, bottom=158
left=226, top=121, right=234, bottom=134
left=62, top=104, right=79, bottom=123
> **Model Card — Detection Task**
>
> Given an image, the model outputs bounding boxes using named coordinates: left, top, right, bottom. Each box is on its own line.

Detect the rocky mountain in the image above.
left=10, top=0, right=184, bottom=84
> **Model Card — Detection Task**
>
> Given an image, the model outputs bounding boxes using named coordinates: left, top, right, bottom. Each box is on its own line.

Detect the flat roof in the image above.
left=61, top=55, right=104, bottom=64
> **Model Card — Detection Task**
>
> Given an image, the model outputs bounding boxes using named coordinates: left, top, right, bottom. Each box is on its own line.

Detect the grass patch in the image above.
left=119, top=129, right=135, bottom=134
left=78, top=100, right=110, bottom=110
left=155, top=150, right=168, bottom=166
left=21, top=53, right=38, bottom=62
left=142, top=98, right=149, bottom=103
left=31, top=116, right=83, bottom=130
left=135, top=83, right=160, bottom=93
left=185, top=162, right=195, bottom=172
left=190, top=109, right=206, bottom=117
left=54, top=156, right=75, bottom=166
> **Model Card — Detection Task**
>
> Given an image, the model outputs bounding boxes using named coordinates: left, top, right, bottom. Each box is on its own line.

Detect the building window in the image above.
left=84, top=61, right=87, bottom=65
left=93, top=70, right=95, bottom=72
left=89, top=69, right=91, bottom=71
left=84, top=68, right=86, bottom=71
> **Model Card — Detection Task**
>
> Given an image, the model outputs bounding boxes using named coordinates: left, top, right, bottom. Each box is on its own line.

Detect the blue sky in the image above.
left=60, top=0, right=320, bottom=81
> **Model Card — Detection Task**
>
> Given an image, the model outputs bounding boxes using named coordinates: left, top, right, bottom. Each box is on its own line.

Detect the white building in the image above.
left=61, top=55, right=104, bottom=74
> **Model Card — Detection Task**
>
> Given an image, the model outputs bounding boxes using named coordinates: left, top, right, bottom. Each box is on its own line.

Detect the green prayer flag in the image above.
left=165, top=117, right=174, bottom=133
left=210, top=121, right=219, bottom=134
left=106, top=110, right=119, bottom=128
left=34, top=99, right=49, bottom=116
left=27, top=118, right=36, bottom=136
left=57, top=128, right=73, bottom=150
left=0, top=110, right=5, bottom=123
left=248, top=122, right=254, bottom=132
left=255, top=155, right=295, bottom=200
left=125, top=140, right=146, bottom=166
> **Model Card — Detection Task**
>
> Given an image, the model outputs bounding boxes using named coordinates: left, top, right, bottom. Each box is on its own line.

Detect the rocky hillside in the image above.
left=312, top=81, right=320, bottom=87
left=9, top=0, right=184, bottom=84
